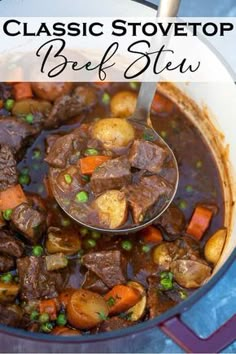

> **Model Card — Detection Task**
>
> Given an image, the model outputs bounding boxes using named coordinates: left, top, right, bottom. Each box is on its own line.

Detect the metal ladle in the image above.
left=50, top=0, right=181, bottom=234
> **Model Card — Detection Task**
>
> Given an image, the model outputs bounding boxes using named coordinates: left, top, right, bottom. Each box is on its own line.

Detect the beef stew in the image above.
left=0, top=82, right=225, bottom=335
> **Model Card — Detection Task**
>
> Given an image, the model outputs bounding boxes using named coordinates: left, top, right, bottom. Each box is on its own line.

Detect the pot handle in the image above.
left=159, top=314, right=236, bottom=353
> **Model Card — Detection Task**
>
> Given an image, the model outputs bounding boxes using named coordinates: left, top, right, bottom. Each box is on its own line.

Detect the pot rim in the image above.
left=0, top=0, right=235, bottom=344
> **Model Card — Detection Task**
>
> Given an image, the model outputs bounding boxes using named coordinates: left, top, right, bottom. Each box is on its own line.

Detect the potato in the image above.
left=31, top=82, right=73, bottom=102
left=67, top=289, right=109, bottom=330
left=94, top=190, right=128, bottom=229
left=127, top=281, right=146, bottom=321
left=59, top=288, right=76, bottom=308
left=0, top=282, right=20, bottom=303
left=110, top=91, right=137, bottom=118
left=204, top=228, right=227, bottom=265
left=92, top=118, right=135, bottom=150
left=45, top=253, right=68, bottom=271
left=152, top=243, right=172, bottom=270
left=52, top=326, right=81, bottom=336
left=46, top=227, right=81, bottom=255
left=171, top=260, right=212, bottom=288
left=12, top=98, right=52, bottom=116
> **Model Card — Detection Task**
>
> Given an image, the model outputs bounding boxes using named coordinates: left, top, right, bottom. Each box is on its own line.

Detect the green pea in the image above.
left=160, top=130, right=167, bottom=139
left=2, top=209, right=13, bottom=221
left=178, top=200, right=187, bottom=211
left=85, top=148, right=99, bottom=156
left=30, top=310, right=39, bottom=321
left=141, top=245, right=151, bottom=253
left=32, top=245, right=43, bottom=257
left=61, top=218, right=71, bottom=227
left=56, top=313, right=67, bottom=326
left=102, top=92, right=110, bottom=104
left=160, top=271, right=173, bottom=290
left=64, top=174, right=72, bottom=185
left=129, top=82, right=138, bottom=90
left=32, top=149, right=41, bottom=160
left=160, top=278, right=173, bottom=290
left=80, top=227, right=89, bottom=237
left=160, top=271, right=173, bottom=280
left=75, top=191, right=89, bottom=203
left=91, top=230, right=101, bottom=240
left=4, top=99, right=15, bottom=111
left=185, top=185, right=193, bottom=193
left=18, top=174, right=31, bottom=185
left=39, top=313, right=50, bottom=324
left=25, top=113, right=34, bottom=124
left=40, top=322, right=54, bottom=333
left=121, top=240, right=133, bottom=251
left=196, top=160, right=203, bottom=169
left=85, top=239, right=96, bottom=248
left=1, top=273, right=13, bottom=283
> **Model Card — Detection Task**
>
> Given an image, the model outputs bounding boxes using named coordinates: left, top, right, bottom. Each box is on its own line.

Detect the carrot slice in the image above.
left=39, top=298, right=58, bottom=320
left=141, top=226, right=163, bottom=244
left=104, top=285, right=142, bottom=315
left=186, top=205, right=214, bottom=240
left=152, top=92, right=174, bottom=114
left=13, top=83, right=33, bottom=101
left=0, top=184, right=27, bottom=211
left=79, top=156, right=111, bottom=175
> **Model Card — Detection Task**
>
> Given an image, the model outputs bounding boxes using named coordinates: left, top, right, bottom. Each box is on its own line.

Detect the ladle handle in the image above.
left=133, top=0, right=181, bottom=122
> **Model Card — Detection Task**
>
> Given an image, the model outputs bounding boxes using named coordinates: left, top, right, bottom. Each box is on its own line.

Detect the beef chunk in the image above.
left=123, top=175, right=172, bottom=224
left=45, top=134, right=61, bottom=154
left=11, top=203, right=46, bottom=244
left=0, top=117, right=37, bottom=155
left=97, top=316, right=135, bottom=333
left=0, top=144, right=17, bottom=191
left=82, top=271, right=109, bottom=295
left=82, top=250, right=127, bottom=288
left=155, top=205, right=186, bottom=238
left=91, top=157, right=132, bottom=194
left=129, top=140, right=168, bottom=173
left=0, top=230, right=24, bottom=258
left=45, top=134, right=75, bottom=169
left=45, top=86, right=97, bottom=128
left=147, top=276, right=176, bottom=319
left=0, top=83, right=12, bottom=101
left=17, top=256, right=65, bottom=300
left=0, top=304, right=22, bottom=327
left=45, top=131, right=86, bottom=169
left=0, top=254, right=15, bottom=272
